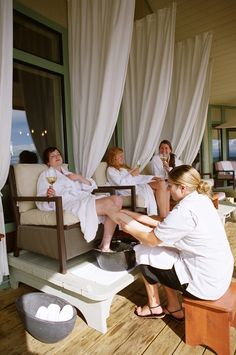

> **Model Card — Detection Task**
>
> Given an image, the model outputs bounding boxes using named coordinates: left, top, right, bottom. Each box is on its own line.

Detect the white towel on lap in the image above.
left=134, top=244, right=179, bottom=269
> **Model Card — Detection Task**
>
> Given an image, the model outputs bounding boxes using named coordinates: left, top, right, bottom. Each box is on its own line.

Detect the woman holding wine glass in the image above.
left=151, top=140, right=183, bottom=217
left=36, top=147, right=123, bottom=251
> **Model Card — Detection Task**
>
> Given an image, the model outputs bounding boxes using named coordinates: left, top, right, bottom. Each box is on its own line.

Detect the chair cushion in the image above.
left=141, top=162, right=152, bottom=175
left=20, top=208, right=79, bottom=226
left=92, top=162, right=108, bottom=186
left=14, top=163, right=68, bottom=213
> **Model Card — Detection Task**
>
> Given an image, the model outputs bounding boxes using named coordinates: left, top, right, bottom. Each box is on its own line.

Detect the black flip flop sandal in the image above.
left=134, top=304, right=166, bottom=319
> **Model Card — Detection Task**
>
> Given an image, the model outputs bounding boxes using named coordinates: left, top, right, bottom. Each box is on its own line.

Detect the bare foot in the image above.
left=95, top=246, right=114, bottom=253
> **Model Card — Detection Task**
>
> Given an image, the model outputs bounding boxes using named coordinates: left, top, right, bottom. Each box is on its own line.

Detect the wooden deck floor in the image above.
left=1, top=220, right=236, bottom=355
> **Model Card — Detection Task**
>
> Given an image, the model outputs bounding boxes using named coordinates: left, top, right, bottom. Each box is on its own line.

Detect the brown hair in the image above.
left=168, top=165, right=212, bottom=198
left=106, top=147, right=130, bottom=170
left=159, top=140, right=176, bottom=168
left=43, top=147, right=62, bottom=165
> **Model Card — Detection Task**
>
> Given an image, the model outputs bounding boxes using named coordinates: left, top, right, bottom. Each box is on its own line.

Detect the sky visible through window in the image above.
left=11, top=109, right=37, bottom=164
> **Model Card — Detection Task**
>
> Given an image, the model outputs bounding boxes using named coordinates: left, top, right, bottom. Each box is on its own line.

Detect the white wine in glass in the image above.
left=160, top=154, right=168, bottom=163
left=46, top=167, right=57, bottom=188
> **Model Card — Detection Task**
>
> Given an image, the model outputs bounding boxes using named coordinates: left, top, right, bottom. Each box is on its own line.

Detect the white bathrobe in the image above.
left=36, top=167, right=105, bottom=242
left=151, top=154, right=183, bottom=178
left=106, top=167, right=157, bottom=216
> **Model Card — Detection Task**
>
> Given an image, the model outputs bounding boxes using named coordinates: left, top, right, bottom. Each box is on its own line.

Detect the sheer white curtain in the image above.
left=121, top=3, right=176, bottom=169
left=160, top=32, right=213, bottom=164
left=0, top=0, right=12, bottom=282
left=68, top=0, right=135, bottom=177
left=180, top=59, right=213, bottom=163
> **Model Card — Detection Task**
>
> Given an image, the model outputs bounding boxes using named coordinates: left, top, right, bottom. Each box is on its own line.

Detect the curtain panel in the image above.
left=121, top=3, right=176, bottom=169
left=160, top=32, right=213, bottom=164
left=0, top=0, right=13, bottom=282
left=68, top=0, right=135, bottom=177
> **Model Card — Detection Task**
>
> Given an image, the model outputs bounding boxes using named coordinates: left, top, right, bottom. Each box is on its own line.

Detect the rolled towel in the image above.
left=58, top=304, right=74, bottom=321
left=35, top=306, right=48, bottom=320
left=47, top=303, right=61, bottom=321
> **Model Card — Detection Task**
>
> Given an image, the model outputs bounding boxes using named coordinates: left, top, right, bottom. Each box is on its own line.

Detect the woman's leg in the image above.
left=121, top=209, right=159, bottom=227
left=135, top=275, right=164, bottom=316
left=95, top=195, right=122, bottom=251
left=149, top=180, right=170, bottom=218
left=137, top=264, right=184, bottom=319
left=163, top=286, right=184, bottom=319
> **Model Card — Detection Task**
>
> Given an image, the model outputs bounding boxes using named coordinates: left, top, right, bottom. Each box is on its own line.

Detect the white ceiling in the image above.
left=136, top=0, right=236, bottom=106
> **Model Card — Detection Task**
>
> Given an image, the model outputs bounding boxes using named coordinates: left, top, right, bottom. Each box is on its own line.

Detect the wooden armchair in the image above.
left=92, top=162, right=138, bottom=211
left=8, top=164, right=119, bottom=274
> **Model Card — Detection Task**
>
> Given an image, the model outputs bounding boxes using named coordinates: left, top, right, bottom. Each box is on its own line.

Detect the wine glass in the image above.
left=45, top=167, right=57, bottom=188
left=160, top=154, right=168, bottom=164
left=160, top=154, right=169, bottom=179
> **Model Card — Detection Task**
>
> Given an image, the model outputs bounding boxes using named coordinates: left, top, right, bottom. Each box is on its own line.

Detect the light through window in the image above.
left=11, top=110, right=37, bottom=164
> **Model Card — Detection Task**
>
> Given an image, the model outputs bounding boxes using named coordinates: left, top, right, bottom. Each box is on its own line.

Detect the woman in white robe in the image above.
left=116, top=165, right=233, bottom=320
left=36, top=147, right=122, bottom=251
left=106, top=147, right=167, bottom=218
left=151, top=140, right=183, bottom=215
left=151, top=140, right=183, bottom=178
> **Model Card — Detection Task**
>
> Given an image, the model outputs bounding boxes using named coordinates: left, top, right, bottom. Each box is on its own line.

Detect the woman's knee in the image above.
left=111, top=195, right=122, bottom=209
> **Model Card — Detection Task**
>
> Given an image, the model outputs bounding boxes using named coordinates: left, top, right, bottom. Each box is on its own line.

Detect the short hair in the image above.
left=168, top=165, right=212, bottom=198
left=19, top=150, right=38, bottom=164
left=42, top=147, right=62, bottom=165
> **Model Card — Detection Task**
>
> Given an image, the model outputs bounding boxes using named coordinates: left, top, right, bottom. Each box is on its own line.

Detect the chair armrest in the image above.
left=215, top=170, right=235, bottom=178
left=92, top=186, right=117, bottom=195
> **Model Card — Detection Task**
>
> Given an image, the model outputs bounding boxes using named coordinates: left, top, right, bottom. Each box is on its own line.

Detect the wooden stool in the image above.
left=183, top=282, right=236, bottom=355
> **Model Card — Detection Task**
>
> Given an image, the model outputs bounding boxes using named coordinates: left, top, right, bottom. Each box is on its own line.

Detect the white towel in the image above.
left=47, top=303, right=61, bottom=321
left=35, top=306, right=48, bottom=320
left=58, top=305, right=74, bottom=321
left=35, top=303, right=74, bottom=322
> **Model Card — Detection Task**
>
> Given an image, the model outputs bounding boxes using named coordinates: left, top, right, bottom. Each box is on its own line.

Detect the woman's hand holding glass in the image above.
left=45, top=167, right=57, bottom=197
left=160, top=154, right=169, bottom=179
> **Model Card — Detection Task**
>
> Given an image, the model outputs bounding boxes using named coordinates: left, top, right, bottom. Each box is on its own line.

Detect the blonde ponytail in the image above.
left=197, top=180, right=212, bottom=199
left=169, top=165, right=212, bottom=198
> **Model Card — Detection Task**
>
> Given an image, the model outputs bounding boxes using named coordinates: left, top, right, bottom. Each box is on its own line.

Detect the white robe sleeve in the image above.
left=106, top=167, right=135, bottom=185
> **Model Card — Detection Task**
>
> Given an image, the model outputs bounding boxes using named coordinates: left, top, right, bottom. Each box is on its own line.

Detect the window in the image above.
left=11, top=110, right=37, bottom=164
left=12, top=8, right=68, bottom=164
left=13, top=61, right=65, bottom=163
left=227, top=129, right=236, bottom=160
left=13, top=10, right=63, bottom=64
left=212, top=127, right=222, bottom=162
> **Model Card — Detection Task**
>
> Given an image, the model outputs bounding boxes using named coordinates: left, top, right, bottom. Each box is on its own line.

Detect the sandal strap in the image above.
left=149, top=303, right=162, bottom=309
left=166, top=306, right=183, bottom=314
